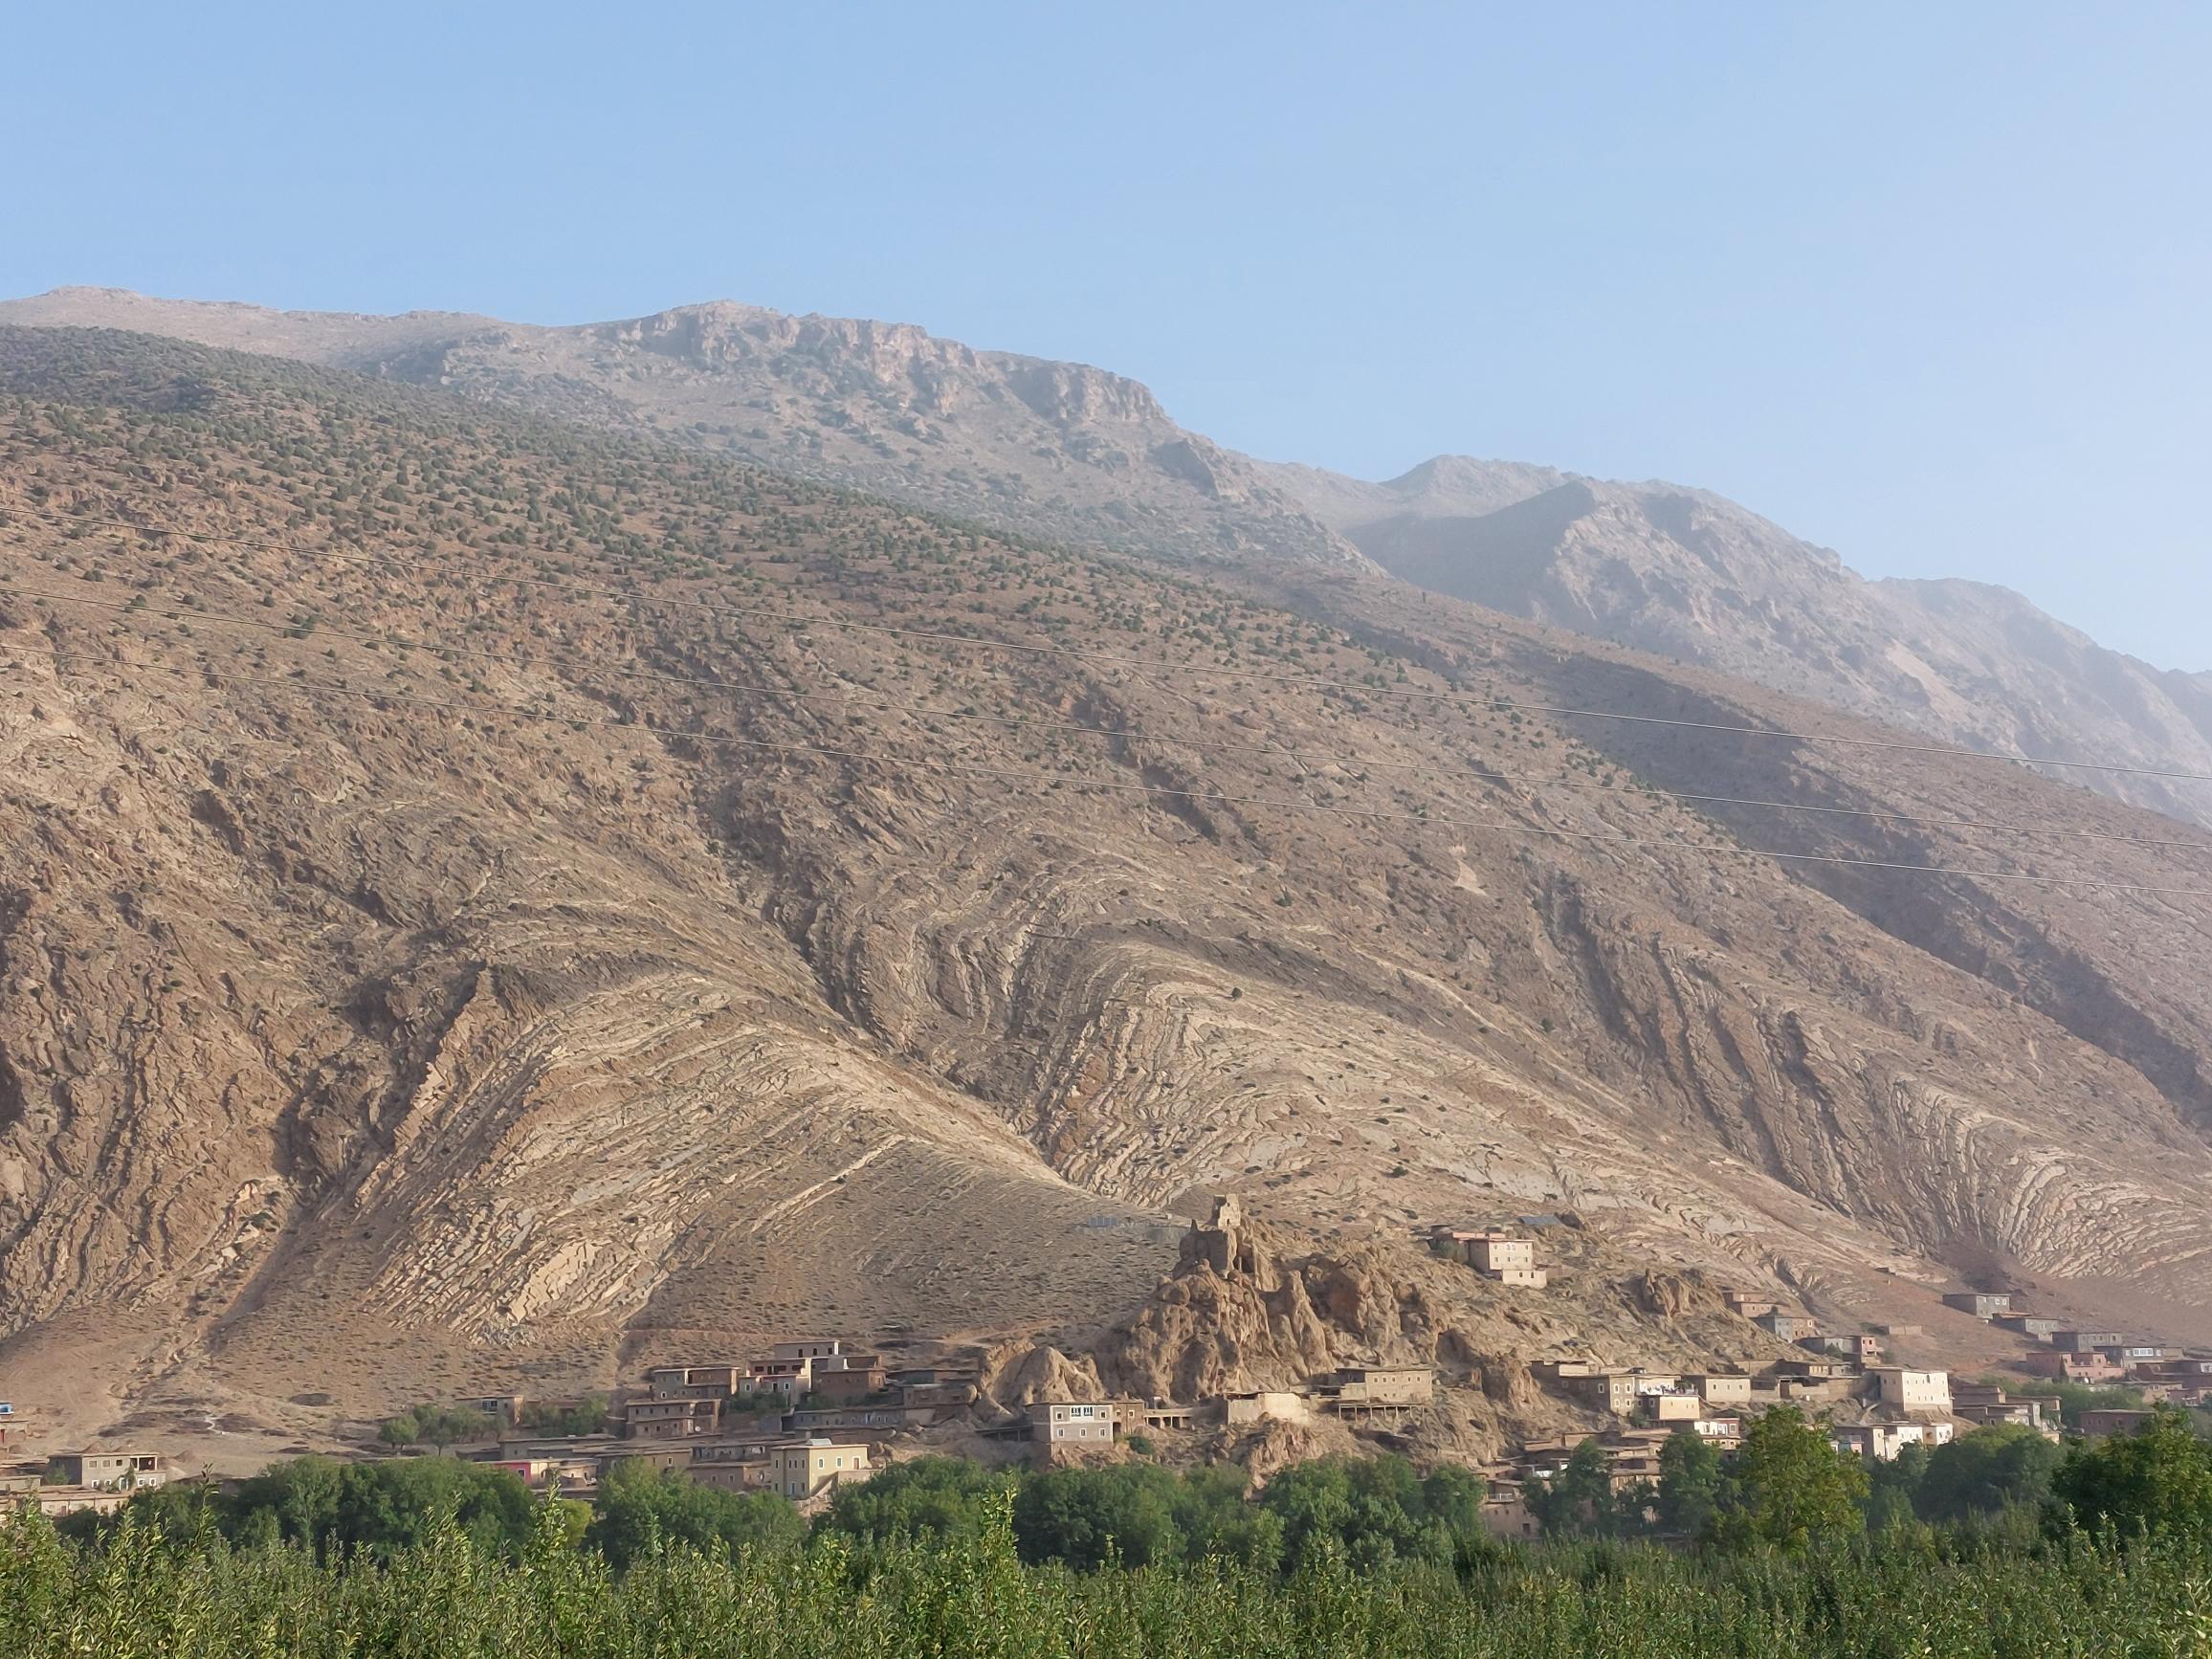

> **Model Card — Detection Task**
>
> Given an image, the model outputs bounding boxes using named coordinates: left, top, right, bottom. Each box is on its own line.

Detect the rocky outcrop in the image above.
left=979, top=1342, right=1105, bottom=1410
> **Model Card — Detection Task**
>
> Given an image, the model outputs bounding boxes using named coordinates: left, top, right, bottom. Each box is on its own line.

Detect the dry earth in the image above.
left=5, top=287, right=2205, bottom=835
left=1, top=328, right=2209, bottom=1466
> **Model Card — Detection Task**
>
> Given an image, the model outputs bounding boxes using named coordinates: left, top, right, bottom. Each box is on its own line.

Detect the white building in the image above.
left=1870, top=1369, right=1952, bottom=1415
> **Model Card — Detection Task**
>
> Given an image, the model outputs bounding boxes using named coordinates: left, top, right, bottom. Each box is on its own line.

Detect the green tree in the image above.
left=817, top=1455, right=1015, bottom=1547
left=1714, top=1406, right=1868, bottom=1551
left=2049, top=1408, right=2212, bottom=1538
left=1863, top=1439, right=1928, bottom=1533
left=1258, top=1457, right=1450, bottom=1570
left=332, top=1457, right=535, bottom=1559
left=1916, top=1426, right=2059, bottom=1524
left=1012, top=1464, right=1183, bottom=1569
left=584, top=1459, right=803, bottom=1569
left=1656, top=1428, right=1726, bottom=1538
left=517, top=1396, right=609, bottom=1437
left=1530, top=1440, right=1621, bottom=1539
left=376, top=1403, right=495, bottom=1450
left=232, top=1455, right=345, bottom=1552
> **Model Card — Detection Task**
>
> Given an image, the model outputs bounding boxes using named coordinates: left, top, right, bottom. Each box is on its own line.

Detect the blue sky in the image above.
left=6, top=1, right=2206, bottom=668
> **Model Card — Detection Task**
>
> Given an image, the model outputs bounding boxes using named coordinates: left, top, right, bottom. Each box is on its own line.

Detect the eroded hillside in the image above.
left=7, top=289, right=2207, bottom=839
left=3, top=328, right=2211, bottom=1448
left=1275, top=456, right=2212, bottom=830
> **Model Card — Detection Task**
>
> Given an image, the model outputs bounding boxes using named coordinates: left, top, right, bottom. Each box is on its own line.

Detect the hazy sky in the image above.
left=7, top=2, right=2206, bottom=668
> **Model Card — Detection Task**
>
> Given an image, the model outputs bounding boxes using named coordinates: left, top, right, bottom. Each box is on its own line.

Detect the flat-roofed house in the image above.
left=810, top=1355, right=889, bottom=1405
left=1029, top=1400, right=1117, bottom=1446
left=649, top=1366, right=744, bottom=1401
left=1941, top=1292, right=2013, bottom=1319
left=1329, top=1365, right=1435, bottom=1406
left=768, top=1438, right=872, bottom=1501
left=1681, top=1373, right=1756, bottom=1406
left=623, top=1398, right=719, bottom=1440
left=1637, top=1391, right=1703, bottom=1424
left=1870, top=1368, right=1952, bottom=1415
left=46, top=1452, right=166, bottom=1492
left=2080, top=1409, right=2157, bottom=1439
left=2020, top=1350, right=2125, bottom=1383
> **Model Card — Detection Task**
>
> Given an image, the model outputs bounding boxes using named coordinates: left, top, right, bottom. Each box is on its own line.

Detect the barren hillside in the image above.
left=11, top=288, right=2203, bottom=836
left=1274, top=457, right=2212, bottom=830
left=0, top=288, right=1365, bottom=575
left=3, top=329, right=2212, bottom=1453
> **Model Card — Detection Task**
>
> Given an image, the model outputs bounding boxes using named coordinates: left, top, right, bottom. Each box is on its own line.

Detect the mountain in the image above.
left=1270, top=456, right=2212, bottom=829
left=6, top=328, right=2212, bottom=1453
left=10, top=290, right=2202, bottom=837
left=0, top=287, right=1368, bottom=575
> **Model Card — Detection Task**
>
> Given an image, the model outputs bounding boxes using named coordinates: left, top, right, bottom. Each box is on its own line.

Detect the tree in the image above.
left=376, top=1404, right=495, bottom=1450
left=817, top=1455, right=1016, bottom=1547
left=1257, top=1457, right=1451, bottom=1570
left=1916, top=1426, right=2059, bottom=1524
left=1529, top=1439, right=1621, bottom=1539
left=1713, top=1406, right=1868, bottom=1551
left=1656, top=1428, right=1725, bottom=1539
left=332, top=1457, right=534, bottom=1559
left=2049, top=1408, right=2212, bottom=1538
left=518, top=1396, right=609, bottom=1437
left=1012, top=1464, right=1183, bottom=1570
left=1863, top=1439, right=1928, bottom=1533
left=584, top=1459, right=803, bottom=1570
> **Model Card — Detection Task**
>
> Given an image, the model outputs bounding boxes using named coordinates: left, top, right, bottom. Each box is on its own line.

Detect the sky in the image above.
left=5, top=1, right=2207, bottom=668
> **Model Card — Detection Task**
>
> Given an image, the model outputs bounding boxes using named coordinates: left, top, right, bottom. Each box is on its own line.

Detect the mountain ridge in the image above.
left=7, top=286, right=2199, bottom=831
left=1272, top=453, right=2212, bottom=827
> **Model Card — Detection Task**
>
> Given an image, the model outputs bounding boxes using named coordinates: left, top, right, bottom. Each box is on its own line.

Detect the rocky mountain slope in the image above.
left=1272, top=457, right=2212, bottom=830
left=4, top=329, right=2212, bottom=1453
left=9, top=288, right=2202, bottom=835
left=0, top=287, right=1365, bottom=575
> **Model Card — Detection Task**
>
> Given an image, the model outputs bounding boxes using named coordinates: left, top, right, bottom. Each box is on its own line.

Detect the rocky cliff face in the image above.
left=4, top=329, right=2212, bottom=1452
left=1273, top=456, right=2212, bottom=829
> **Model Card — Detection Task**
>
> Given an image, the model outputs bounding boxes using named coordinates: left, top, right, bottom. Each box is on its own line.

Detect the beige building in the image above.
left=624, top=1398, right=720, bottom=1439
left=649, top=1366, right=744, bottom=1401
left=1029, top=1400, right=1118, bottom=1446
left=770, top=1339, right=849, bottom=1363
left=1565, top=1372, right=1676, bottom=1417
left=1830, top=1421, right=1954, bottom=1461
left=1329, top=1365, right=1434, bottom=1406
left=1871, top=1368, right=1952, bottom=1415
left=1683, top=1373, right=1756, bottom=1406
left=1220, top=1390, right=1315, bottom=1427
left=768, top=1438, right=872, bottom=1501
left=46, top=1452, right=167, bottom=1492
left=1638, top=1391, right=1703, bottom=1424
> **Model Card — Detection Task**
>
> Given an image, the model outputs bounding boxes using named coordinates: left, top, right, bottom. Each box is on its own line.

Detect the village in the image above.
left=7, top=1213, right=2207, bottom=1533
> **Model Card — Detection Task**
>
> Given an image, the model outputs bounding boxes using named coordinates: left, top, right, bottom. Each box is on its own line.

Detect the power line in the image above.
left=30, top=642, right=2212, bottom=903
left=12, top=572, right=2212, bottom=864
left=17, top=503, right=2212, bottom=787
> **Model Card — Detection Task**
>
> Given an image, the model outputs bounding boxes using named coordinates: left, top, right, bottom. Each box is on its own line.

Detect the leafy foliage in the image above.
left=11, top=1488, right=2212, bottom=1658
left=582, top=1458, right=804, bottom=1570
left=377, top=1405, right=495, bottom=1449
left=2049, top=1407, right=2212, bottom=1537
left=1709, top=1406, right=1868, bottom=1551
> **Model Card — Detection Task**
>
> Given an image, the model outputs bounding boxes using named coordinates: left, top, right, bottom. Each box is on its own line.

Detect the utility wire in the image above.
left=12, top=572, right=2212, bottom=864
left=17, top=504, right=2212, bottom=787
